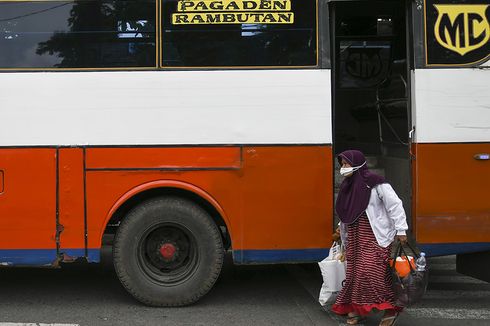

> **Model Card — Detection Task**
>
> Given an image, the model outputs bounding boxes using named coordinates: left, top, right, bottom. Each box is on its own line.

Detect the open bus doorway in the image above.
left=331, top=0, right=413, bottom=225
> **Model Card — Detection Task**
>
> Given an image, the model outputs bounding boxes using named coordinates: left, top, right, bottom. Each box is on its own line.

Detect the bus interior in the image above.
left=331, top=0, right=412, bottom=225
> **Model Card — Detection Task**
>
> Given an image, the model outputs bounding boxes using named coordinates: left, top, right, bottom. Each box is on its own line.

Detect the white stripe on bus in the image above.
left=414, top=68, right=490, bottom=143
left=0, top=70, right=332, bottom=146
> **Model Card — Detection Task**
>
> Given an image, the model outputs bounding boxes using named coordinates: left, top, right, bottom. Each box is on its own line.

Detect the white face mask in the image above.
left=340, top=161, right=366, bottom=177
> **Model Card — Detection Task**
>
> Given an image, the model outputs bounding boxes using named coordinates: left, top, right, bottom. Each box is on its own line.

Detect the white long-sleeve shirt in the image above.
left=340, top=183, right=408, bottom=248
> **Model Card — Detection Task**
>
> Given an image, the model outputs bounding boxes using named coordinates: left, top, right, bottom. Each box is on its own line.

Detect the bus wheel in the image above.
left=113, top=197, right=224, bottom=306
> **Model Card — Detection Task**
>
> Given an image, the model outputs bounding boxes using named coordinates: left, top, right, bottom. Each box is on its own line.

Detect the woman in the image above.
left=332, top=150, right=408, bottom=326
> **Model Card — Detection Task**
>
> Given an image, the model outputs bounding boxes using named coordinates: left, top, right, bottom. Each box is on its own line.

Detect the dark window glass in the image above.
left=161, top=0, right=317, bottom=67
left=0, top=1, right=156, bottom=69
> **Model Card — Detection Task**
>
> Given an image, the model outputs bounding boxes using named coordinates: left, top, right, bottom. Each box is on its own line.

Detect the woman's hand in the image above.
left=397, top=235, right=407, bottom=245
left=332, top=227, right=341, bottom=242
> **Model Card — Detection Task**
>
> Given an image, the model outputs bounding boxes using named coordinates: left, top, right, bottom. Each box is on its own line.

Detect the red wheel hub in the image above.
left=159, top=243, right=177, bottom=260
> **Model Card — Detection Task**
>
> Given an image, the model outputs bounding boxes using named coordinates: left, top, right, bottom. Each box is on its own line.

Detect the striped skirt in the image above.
left=332, top=213, right=402, bottom=316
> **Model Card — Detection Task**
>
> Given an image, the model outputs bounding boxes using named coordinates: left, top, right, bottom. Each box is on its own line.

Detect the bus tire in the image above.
left=113, top=196, right=224, bottom=307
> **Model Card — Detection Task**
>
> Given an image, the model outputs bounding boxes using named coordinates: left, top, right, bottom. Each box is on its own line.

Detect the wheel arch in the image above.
left=101, top=180, right=232, bottom=249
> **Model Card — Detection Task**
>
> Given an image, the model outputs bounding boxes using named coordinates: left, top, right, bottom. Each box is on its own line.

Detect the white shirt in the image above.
left=340, top=183, right=408, bottom=248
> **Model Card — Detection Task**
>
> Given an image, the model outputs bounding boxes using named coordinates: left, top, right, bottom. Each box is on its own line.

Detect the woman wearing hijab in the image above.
left=332, top=150, right=408, bottom=326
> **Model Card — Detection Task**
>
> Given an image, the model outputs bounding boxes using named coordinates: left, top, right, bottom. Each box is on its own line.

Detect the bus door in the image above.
left=0, top=149, right=58, bottom=265
left=330, top=0, right=413, bottom=227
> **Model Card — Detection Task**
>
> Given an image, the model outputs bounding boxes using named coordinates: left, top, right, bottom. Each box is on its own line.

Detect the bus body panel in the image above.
left=58, top=148, right=86, bottom=258
left=413, top=68, right=490, bottom=256
left=85, top=145, right=333, bottom=263
left=86, top=147, right=242, bottom=170
left=414, top=143, right=490, bottom=255
left=0, top=70, right=332, bottom=146
left=414, top=69, right=490, bottom=143
left=0, top=69, right=333, bottom=265
left=0, top=149, right=57, bottom=265
left=0, top=145, right=333, bottom=265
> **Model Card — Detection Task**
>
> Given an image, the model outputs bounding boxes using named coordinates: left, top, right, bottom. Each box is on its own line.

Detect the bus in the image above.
left=0, top=0, right=488, bottom=306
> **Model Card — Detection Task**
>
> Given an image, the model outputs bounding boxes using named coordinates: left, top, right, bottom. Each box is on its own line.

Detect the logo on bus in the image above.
left=434, top=4, right=489, bottom=56
left=346, top=51, right=383, bottom=80
left=425, top=0, right=490, bottom=66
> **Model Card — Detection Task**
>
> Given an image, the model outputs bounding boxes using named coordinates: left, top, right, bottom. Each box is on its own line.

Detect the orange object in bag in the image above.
left=389, top=256, right=416, bottom=278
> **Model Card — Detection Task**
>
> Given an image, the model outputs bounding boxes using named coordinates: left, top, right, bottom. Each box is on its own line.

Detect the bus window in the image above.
left=160, top=0, right=317, bottom=67
left=0, top=0, right=156, bottom=69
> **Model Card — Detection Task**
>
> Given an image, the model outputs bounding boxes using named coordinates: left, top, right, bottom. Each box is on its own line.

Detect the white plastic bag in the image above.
left=318, top=242, right=346, bottom=306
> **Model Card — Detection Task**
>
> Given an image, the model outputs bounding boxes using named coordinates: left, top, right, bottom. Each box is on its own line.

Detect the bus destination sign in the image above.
left=171, top=0, right=295, bottom=25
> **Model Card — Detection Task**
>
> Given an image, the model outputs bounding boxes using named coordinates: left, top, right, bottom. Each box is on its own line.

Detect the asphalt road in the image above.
left=0, top=252, right=488, bottom=326
left=0, top=249, right=327, bottom=326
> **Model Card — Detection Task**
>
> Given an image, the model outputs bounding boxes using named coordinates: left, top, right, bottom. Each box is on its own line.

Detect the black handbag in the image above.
left=391, top=242, right=429, bottom=307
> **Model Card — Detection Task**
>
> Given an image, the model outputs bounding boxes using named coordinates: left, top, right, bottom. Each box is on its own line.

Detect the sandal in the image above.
left=379, top=312, right=399, bottom=326
left=346, top=313, right=365, bottom=325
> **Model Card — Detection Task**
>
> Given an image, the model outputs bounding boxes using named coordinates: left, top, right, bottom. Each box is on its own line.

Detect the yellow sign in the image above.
left=177, top=0, right=291, bottom=11
left=172, top=0, right=294, bottom=25
left=434, top=4, right=489, bottom=56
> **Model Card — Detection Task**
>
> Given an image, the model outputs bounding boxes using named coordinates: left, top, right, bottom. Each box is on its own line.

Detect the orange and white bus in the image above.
left=0, top=0, right=488, bottom=306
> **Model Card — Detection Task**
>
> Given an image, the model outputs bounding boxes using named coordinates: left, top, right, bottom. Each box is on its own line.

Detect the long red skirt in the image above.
left=332, top=213, right=402, bottom=316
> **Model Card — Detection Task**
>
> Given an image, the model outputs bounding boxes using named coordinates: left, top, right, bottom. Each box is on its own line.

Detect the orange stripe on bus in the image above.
left=414, top=143, right=490, bottom=244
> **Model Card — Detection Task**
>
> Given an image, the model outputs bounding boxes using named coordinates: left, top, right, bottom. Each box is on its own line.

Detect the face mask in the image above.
left=340, top=161, right=366, bottom=176
left=340, top=167, right=354, bottom=176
